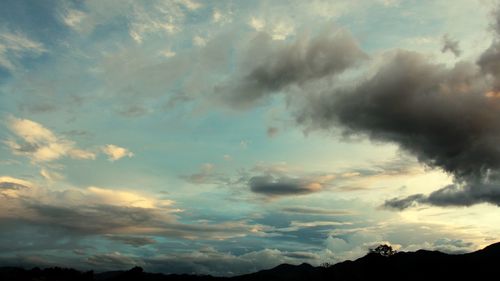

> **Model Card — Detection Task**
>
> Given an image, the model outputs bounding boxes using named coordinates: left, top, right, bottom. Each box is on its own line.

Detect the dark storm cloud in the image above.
left=297, top=50, right=499, bottom=180
left=215, top=30, right=367, bottom=109
left=477, top=42, right=500, bottom=89
left=294, top=49, right=500, bottom=208
left=384, top=181, right=500, bottom=209
left=383, top=194, right=426, bottom=210
left=249, top=175, right=321, bottom=197
left=441, top=34, right=461, bottom=57
left=476, top=6, right=500, bottom=89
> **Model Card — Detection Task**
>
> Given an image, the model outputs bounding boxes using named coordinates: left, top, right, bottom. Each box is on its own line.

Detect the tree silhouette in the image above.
left=320, top=262, right=333, bottom=268
left=369, top=244, right=396, bottom=257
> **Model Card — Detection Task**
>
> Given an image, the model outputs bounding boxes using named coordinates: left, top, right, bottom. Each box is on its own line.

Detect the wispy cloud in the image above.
left=0, top=30, right=46, bottom=71
left=60, top=8, right=87, bottom=32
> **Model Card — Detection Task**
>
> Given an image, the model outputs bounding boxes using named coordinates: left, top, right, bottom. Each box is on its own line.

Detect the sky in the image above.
left=1, top=0, right=500, bottom=276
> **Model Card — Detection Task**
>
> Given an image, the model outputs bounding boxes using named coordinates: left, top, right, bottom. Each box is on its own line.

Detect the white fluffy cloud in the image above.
left=102, top=144, right=134, bottom=161
left=4, top=117, right=135, bottom=164
left=5, top=117, right=96, bottom=162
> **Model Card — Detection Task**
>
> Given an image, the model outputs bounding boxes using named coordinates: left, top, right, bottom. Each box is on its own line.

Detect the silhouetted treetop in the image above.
left=369, top=244, right=396, bottom=257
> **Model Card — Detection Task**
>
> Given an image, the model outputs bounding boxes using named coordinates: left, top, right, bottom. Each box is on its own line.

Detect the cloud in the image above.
left=477, top=16, right=500, bottom=91
left=116, top=104, right=149, bottom=117
left=183, top=158, right=407, bottom=198
left=247, top=16, right=294, bottom=41
left=101, top=144, right=134, bottom=161
left=432, top=238, right=474, bottom=254
left=27, top=204, right=167, bottom=234
left=441, top=34, right=461, bottom=57
left=105, top=235, right=156, bottom=247
left=240, top=140, right=250, bottom=149
left=214, top=29, right=367, bottom=109
left=60, top=8, right=87, bottom=31
left=181, top=163, right=222, bottom=184
left=85, top=186, right=167, bottom=208
left=0, top=176, right=33, bottom=197
left=383, top=194, right=426, bottom=210
left=0, top=178, right=483, bottom=275
left=4, top=117, right=96, bottom=162
left=144, top=247, right=319, bottom=276
left=249, top=175, right=323, bottom=197
left=40, top=168, right=64, bottom=182
left=294, top=49, right=500, bottom=208
left=251, top=162, right=293, bottom=175
left=160, top=48, right=176, bottom=58
left=201, top=7, right=500, bottom=208
left=283, top=251, right=320, bottom=260
left=86, top=252, right=143, bottom=269
left=128, top=1, right=188, bottom=43
left=5, top=117, right=134, bottom=165
left=247, top=157, right=419, bottom=196
left=270, top=22, right=294, bottom=40
left=181, top=157, right=419, bottom=199
left=179, top=0, right=201, bottom=10
left=278, top=220, right=352, bottom=232
left=192, top=35, right=207, bottom=47
left=0, top=176, right=32, bottom=191
left=0, top=179, right=264, bottom=242
left=266, top=127, right=279, bottom=138
left=212, top=9, right=232, bottom=24
left=384, top=181, right=500, bottom=209
left=249, top=17, right=265, bottom=31
left=282, top=207, right=353, bottom=216
left=0, top=30, right=46, bottom=71
left=323, top=220, right=482, bottom=262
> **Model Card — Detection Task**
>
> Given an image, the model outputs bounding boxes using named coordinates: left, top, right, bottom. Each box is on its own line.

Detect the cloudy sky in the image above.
left=1, top=0, right=500, bottom=276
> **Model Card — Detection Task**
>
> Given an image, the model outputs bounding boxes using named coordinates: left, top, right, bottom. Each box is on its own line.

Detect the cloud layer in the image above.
left=0, top=177, right=261, bottom=240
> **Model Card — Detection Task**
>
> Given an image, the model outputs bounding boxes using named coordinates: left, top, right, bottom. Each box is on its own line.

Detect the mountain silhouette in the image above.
left=2, top=242, right=499, bottom=281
